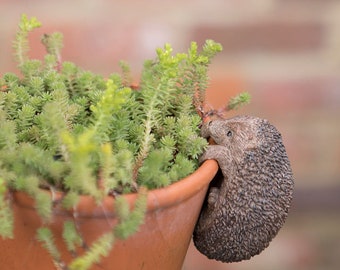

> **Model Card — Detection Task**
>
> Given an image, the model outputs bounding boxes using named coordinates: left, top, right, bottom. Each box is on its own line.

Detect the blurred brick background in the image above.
left=1, top=0, right=340, bottom=269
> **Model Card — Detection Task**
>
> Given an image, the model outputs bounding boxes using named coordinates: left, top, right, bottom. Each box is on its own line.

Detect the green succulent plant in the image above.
left=0, top=15, right=250, bottom=269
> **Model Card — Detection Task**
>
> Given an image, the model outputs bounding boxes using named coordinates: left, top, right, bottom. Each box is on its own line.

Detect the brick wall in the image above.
left=1, top=1, right=339, bottom=269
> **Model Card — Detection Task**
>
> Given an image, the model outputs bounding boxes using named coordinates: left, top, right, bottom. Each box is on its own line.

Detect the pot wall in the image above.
left=0, top=160, right=218, bottom=270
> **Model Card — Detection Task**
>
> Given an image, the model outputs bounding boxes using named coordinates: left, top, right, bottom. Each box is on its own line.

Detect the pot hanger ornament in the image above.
left=193, top=110, right=294, bottom=262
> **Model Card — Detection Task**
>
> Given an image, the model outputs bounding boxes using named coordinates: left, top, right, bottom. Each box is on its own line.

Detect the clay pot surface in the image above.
left=0, top=160, right=218, bottom=270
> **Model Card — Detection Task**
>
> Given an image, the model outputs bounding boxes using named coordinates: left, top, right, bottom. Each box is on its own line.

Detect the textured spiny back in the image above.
left=193, top=116, right=294, bottom=262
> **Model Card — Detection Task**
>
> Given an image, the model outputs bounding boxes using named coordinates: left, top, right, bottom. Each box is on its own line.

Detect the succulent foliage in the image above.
left=0, top=15, right=234, bottom=269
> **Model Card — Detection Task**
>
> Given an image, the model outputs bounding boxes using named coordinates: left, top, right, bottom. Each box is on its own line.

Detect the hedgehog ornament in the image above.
left=193, top=115, right=294, bottom=263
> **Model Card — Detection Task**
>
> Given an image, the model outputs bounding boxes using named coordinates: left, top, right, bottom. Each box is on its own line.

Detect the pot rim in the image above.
left=13, top=160, right=219, bottom=217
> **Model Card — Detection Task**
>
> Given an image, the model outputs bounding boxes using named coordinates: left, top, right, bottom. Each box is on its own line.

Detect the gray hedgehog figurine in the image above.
left=193, top=115, right=294, bottom=263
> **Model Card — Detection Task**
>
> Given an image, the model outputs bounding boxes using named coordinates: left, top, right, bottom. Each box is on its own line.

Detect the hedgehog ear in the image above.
left=245, top=134, right=258, bottom=149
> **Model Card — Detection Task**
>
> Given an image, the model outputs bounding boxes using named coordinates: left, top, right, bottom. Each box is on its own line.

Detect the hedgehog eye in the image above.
left=227, top=130, right=233, bottom=137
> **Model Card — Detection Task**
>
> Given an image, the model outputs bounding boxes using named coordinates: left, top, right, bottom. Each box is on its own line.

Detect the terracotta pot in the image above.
left=0, top=160, right=218, bottom=270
